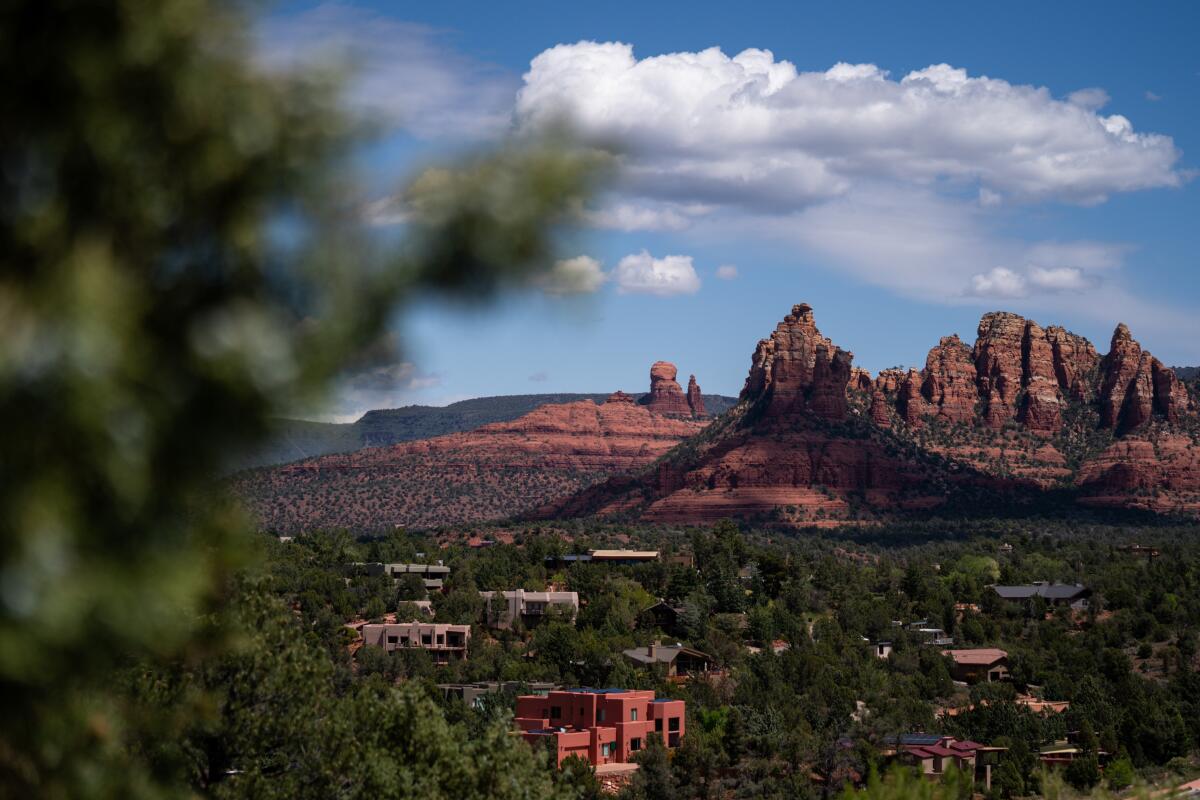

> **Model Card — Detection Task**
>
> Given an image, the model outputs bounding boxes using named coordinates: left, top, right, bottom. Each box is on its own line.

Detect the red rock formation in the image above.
left=1099, top=324, right=1153, bottom=430
left=741, top=303, right=850, bottom=421
left=850, top=367, right=873, bottom=393
left=875, top=369, right=905, bottom=396
left=1077, top=434, right=1200, bottom=514
left=548, top=303, right=1200, bottom=527
left=921, top=335, right=976, bottom=423
left=1045, top=326, right=1098, bottom=402
left=237, top=398, right=707, bottom=532
left=1019, top=321, right=1064, bottom=434
left=974, top=312, right=1027, bottom=428
left=869, top=387, right=892, bottom=427
left=642, top=361, right=692, bottom=416
left=897, top=369, right=927, bottom=426
left=687, top=375, right=707, bottom=417
left=1151, top=358, right=1192, bottom=422
left=606, top=390, right=635, bottom=404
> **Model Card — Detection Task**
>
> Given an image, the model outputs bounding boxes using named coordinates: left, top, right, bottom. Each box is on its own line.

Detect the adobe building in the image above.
left=360, top=621, right=470, bottom=665
left=479, top=589, right=579, bottom=629
left=515, top=688, right=685, bottom=767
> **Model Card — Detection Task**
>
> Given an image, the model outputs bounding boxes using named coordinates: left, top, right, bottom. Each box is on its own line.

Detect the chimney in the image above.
left=648, top=640, right=659, bottom=658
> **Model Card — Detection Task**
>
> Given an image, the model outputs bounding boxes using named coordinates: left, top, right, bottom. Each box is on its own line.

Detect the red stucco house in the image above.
left=514, top=688, right=685, bottom=767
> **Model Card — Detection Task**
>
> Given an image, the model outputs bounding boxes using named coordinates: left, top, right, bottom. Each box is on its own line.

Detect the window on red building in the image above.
left=668, top=717, right=680, bottom=731
left=631, top=708, right=638, bottom=721
left=550, top=706, right=561, bottom=719
left=630, top=738, right=642, bottom=752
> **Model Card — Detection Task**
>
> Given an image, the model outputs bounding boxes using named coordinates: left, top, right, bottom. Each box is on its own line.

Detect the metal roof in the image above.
left=992, top=584, right=1089, bottom=600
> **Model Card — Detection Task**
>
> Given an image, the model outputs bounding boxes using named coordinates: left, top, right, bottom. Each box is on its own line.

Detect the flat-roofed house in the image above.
left=588, top=549, right=659, bottom=565
left=354, top=562, right=451, bottom=591
left=479, top=589, right=579, bottom=629
left=990, top=583, right=1091, bottom=610
left=515, top=688, right=685, bottom=766
left=622, top=642, right=715, bottom=680
left=361, top=621, right=470, bottom=664
left=942, top=648, right=1009, bottom=683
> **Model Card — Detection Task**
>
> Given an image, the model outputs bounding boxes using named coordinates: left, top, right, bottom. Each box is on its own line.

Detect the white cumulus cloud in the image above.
left=613, top=251, right=701, bottom=296
left=970, top=267, right=1028, bottom=298
left=516, top=43, right=1182, bottom=208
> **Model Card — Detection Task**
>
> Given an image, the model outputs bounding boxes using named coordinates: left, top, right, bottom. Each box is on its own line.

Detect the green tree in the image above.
left=1105, top=755, right=1135, bottom=791
left=623, top=733, right=675, bottom=800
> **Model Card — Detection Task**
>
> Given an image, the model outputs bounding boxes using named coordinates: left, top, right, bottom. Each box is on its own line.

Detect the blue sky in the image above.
left=263, top=1, right=1200, bottom=420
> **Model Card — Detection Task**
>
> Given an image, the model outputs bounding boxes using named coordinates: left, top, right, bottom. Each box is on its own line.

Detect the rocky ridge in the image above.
left=551, top=304, right=1200, bottom=526
left=236, top=363, right=712, bottom=531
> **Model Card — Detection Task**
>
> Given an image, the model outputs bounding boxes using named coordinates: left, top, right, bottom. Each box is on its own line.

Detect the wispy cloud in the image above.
left=715, top=264, right=739, bottom=280
left=258, top=4, right=517, bottom=139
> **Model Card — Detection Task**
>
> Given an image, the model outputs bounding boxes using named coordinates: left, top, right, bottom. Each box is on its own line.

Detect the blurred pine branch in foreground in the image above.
left=0, top=1, right=604, bottom=796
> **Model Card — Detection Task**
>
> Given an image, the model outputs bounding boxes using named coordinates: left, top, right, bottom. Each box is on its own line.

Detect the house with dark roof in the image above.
left=641, top=600, right=686, bottom=638
left=622, top=641, right=715, bottom=679
left=941, top=648, right=1009, bottom=683
left=990, top=583, right=1091, bottom=610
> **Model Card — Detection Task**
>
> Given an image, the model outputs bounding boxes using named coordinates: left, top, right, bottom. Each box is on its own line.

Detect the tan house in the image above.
left=361, top=621, right=470, bottom=664
left=589, top=549, right=659, bottom=564
left=480, top=589, right=579, bottom=629
left=942, top=648, right=1009, bottom=683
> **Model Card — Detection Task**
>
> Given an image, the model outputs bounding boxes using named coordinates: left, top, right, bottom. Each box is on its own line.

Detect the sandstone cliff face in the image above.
left=869, top=312, right=1187, bottom=436
left=1076, top=434, right=1200, bottom=515
left=641, top=361, right=692, bottom=416
left=687, top=374, right=707, bottom=417
left=869, top=387, right=892, bottom=427
left=1152, top=358, right=1192, bottom=422
left=1096, top=324, right=1190, bottom=431
left=974, top=312, right=1028, bottom=427
left=850, top=367, right=873, bottom=393
left=875, top=369, right=905, bottom=396
left=897, top=369, right=927, bottom=426
left=921, top=335, right=976, bottom=424
left=741, top=303, right=851, bottom=421
left=1045, top=326, right=1098, bottom=402
left=1018, top=321, right=1064, bottom=433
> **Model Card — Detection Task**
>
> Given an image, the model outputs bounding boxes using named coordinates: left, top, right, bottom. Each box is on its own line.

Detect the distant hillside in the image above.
left=231, top=392, right=738, bottom=470
left=1174, top=366, right=1199, bottom=380
left=234, top=397, right=710, bottom=532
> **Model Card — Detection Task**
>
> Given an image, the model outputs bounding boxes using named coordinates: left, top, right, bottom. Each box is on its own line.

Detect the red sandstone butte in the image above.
left=741, top=303, right=851, bottom=421
left=921, top=336, right=976, bottom=424
left=641, top=361, right=693, bottom=416
left=686, top=374, right=707, bottom=417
